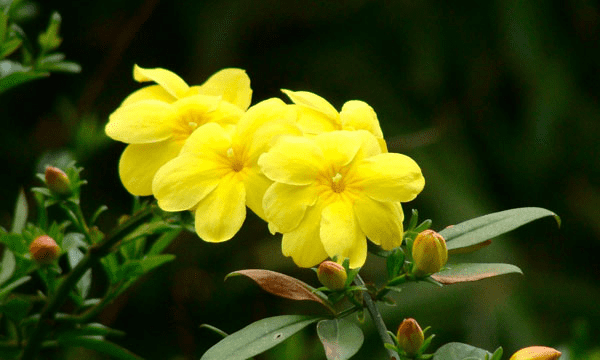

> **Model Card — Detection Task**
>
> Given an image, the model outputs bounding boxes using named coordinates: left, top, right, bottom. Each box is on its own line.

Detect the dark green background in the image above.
left=1, top=0, right=599, bottom=359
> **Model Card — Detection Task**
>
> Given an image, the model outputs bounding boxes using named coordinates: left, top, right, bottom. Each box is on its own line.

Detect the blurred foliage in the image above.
left=0, top=0, right=598, bottom=359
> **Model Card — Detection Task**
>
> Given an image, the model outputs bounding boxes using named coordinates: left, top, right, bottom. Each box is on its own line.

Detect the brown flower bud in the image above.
left=29, top=235, right=60, bottom=264
left=317, top=261, right=347, bottom=290
left=510, top=346, right=562, bottom=360
left=45, top=166, right=71, bottom=195
left=412, top=230, right=447, bottom=276
left=396, top=318, right=424, bottom=356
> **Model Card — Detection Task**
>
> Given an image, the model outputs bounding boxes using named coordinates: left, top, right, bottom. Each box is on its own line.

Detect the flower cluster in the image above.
left=106, top=65, right=425, bottom=268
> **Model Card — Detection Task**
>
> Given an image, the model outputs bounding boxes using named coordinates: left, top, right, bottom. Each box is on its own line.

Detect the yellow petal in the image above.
left=294, top=105, right=340, bottom=135
left=180, top=122, right=232, bottom=162
left=235, top=98, right=300, bottom=163
left=281, top=204, right=329, bottom=268
left=194, top=174, right=246, bottom=243
left=258, top=136, right=325, bottom=185
left=320, top=199, right=367, bottom=268
left=281, top=89, right=340, bottom=122
left=263, top=182, right=319, bottom=233
left=339, top=100, right=384, bottom=137
left=106, top=100, right=176, bottom=143
left=241, top=167, right=272, bottom=220
left=121, top=85, right=177, bottom=107
left=354, top=153, right=425, bottom=203
left=314, top=131, right=363, bottom=168
left=153, top=153, right=226, bottom=211
left=118, top=141, right=183, bottom=196
left=354, top=197, right=404, bottom=250
left=193, top=68, right=252, bottom=111
left=133, top=64, right=190, bottom=99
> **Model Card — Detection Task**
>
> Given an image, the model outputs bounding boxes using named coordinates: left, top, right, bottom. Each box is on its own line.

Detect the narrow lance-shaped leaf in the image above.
left=200, top=315, right=321, bottom=360
left=11, top=188, right=27, bottom=233
left=439, top=207, right=560, bottom=252
left=0, top=276, right=31, bottom=301
left=431, top=263, right=522, bottom=285
left=0, top=249, right=16, bottom=286
left=227, top=269, right=333, bottom=312
left=317, top=318, right=364, bottom=360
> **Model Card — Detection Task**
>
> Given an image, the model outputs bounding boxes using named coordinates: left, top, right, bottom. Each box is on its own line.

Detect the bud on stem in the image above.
left=317, top=261, right=347, bottom=290
left=45, top=166, right=71, bottom=195
left=29, top=235, right=60, bottom=264
left=412, top=230, right=447, bottom=276
left=510, top=346, right=562, bottom=360
left=396, top=318, right=424, bottom=356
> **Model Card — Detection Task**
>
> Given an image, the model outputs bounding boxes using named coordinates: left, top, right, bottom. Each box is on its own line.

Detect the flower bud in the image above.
left=317, top=261, right=347, bottom=290
left=509, top=346, right=562, bottom=360
left=45, top=166, right=71, bottom=195
left=29, top=235, right=60, bottom=264
left=412, top=229, right=447, bottom=276
left=396, top=318, right=424, bottom=356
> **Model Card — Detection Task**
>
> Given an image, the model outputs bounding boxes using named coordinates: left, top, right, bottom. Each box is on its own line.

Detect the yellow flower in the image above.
left=282, top=89, right=387, bottom=152
left=105, top=65, right=252, bottom=196
left=152, top=98, right=300, bottom=242
left=258, top=130, right=424, bottom=268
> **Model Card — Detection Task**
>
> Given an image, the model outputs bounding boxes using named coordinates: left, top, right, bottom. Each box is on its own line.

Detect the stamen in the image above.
left=227, top=147, right=235, bottom=159
left=331, top=172, right=344, bottom=193
left=188, top=121, right=198, bottom=129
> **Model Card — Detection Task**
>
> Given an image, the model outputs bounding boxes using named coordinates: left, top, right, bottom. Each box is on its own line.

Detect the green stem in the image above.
left=354, top=274, right=400, bottom=360
left=20, top=205, right=155, bottom=360
left=336, top=305, right=361, bottom=319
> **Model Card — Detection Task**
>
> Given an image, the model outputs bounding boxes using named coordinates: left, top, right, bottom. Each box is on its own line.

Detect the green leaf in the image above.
left=138, top=254, right=175, bottom=273
left=67, top=248, right=91, bottom=299
left=56, top=336, right=143, bottom=360
left=56, top=323, right=125, bottom=338
left=0, top=233, right=28, bottom=255
left=0, top=37, right=21, bottom=57
left=0, top=249, right=16, bottom=286
left=386, top=248, right=405, bottom=279
left=0, top=276, right=30, bottom=301
left=37, top=11, right=61, bottom=53
left=62, top=233, right=87, bottom=253
left=439, top=207, right=560, bottom=252
left=433, top=342, right=493, bottom=360
left=0, top=295, right=32, bottom=322
left=0, top=67, right=48, bottom=93
left=37, top=60, right=81, bottom=73
left=147, top=228, right=181, bottom=256
left=490, top=347, right=503, bottom=360
left=317, top=318, right=364, bottom=360
left=200, top=315, right=321, bottom=360
left=100, top=253, right=118, bottom=284
left=0, top=11, right=8, bottom=44
left=10, top=188, right=27, bottom=233
left=431, top=263, right=522, bottom=285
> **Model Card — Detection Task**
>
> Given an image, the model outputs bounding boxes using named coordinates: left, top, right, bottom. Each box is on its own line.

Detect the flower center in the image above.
left=331, top=172, right=345, bottom=193
left=227, top=147, right=243, bottom=172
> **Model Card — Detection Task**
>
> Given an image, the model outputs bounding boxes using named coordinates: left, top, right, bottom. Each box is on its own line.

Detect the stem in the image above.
left=354, top=274, right=400, bottom=360
left=20, top=205, right=155, bottom=360
left=61, top=202, right=93, bottom=244
left=336, top=305, right=361, bottom=319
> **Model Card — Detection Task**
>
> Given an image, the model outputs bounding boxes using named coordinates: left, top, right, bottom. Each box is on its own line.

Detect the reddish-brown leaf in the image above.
left=227, top=269, right=333, bottom=312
